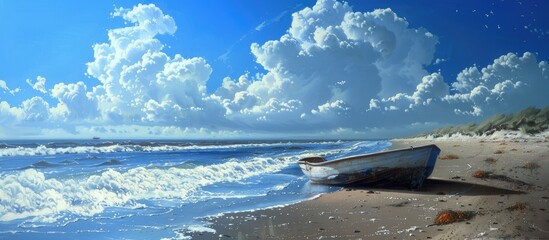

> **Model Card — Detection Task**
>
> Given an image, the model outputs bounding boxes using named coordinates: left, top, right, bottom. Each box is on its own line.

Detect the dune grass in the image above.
left=418, top=106, right=549, bottom=137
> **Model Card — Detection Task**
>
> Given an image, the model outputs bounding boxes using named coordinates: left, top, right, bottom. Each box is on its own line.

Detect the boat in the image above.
left=92, top=136, right=100, bottom=140
left=298, top=144, right=441, bottom=189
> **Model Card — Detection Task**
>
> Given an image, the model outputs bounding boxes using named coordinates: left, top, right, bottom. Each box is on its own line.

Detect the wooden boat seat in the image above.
left=298, top=157, right=326, bottom=163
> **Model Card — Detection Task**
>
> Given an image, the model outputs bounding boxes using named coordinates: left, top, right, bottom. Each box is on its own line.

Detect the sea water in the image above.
left=0, top=139, right=390, bottom=239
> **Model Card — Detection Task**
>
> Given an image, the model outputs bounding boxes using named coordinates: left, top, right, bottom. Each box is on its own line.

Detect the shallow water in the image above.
left=0, top=139, right=390, bottom=239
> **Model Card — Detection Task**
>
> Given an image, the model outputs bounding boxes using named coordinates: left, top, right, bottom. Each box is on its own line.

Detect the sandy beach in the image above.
left=191, top=137, right=549, bottom=239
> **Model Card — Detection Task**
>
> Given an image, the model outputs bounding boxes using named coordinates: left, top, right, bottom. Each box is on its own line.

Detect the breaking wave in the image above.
left=0, top=155, right=299, bottom=222
left=0, top=141, right=336, bottom=157
left=0, top=140, right=391, bottom=226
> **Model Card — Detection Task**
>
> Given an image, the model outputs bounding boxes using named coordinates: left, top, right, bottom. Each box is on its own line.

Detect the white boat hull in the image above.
left=298, top=144, right=440, bottom=189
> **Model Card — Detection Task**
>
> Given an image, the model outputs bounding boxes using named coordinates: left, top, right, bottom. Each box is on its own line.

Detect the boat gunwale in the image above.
left=298, top=144, right=439, bottom=167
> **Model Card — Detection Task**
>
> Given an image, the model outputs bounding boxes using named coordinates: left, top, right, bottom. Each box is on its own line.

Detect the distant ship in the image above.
left=92, top=136, right=100, bottom=140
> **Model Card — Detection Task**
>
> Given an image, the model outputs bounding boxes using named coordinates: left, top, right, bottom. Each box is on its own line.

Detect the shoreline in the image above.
left=190, top=138, right=549, bottom=239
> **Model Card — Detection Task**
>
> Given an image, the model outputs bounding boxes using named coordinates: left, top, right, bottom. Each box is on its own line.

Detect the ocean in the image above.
left=0, top=139, right=391, bottom=239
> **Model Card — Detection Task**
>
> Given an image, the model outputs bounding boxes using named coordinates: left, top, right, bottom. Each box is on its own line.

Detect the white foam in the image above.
left=185, top=225, right=216, bottom=234
left=0, top=155, right=298, bottom=222
left=271, top=183, right=289, bottom=191
left=401, top=130, right=549, bottom=142
left=0, top=141, right=340, bottom=157
left=0, top=144, right=130, bottom=157
left=0, top=140, right=388, bottom=223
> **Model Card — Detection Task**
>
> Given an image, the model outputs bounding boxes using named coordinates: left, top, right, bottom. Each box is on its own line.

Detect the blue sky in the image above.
left=1, top=0, right=548, bottom=139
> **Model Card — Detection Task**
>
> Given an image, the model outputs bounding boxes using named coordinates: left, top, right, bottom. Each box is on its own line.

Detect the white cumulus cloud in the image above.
left=0, top=80, right=8, bottom=91
left=21, top=97, right=50, bottom=122
left=0, top=80, right=20, bottom=96
left=446, top=52, right=549, bottom=116
left=211, top=0, right=440, bottom=132
left=26, top=76, right=47, bottom=94
left=0, top=1, right=548, bottom=139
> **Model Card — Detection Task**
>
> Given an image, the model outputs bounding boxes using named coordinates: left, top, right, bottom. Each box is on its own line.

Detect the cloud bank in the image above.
left=1, top=0, right=548, bottom=139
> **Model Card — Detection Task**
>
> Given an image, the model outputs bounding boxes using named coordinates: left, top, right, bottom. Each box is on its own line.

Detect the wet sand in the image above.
left=190, top=139, right=549, bottom=239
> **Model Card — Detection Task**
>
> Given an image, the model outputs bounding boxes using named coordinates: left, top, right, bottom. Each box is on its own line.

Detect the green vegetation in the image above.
left=422, top=106, right=549, bottom=137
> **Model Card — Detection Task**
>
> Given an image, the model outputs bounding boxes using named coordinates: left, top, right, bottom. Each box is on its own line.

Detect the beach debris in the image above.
left=472, top=170, right=489, bottom=178
left=484, top=157, right=497, bottom=164
left=388, top=201, right=410, bottom=207
left=520, top=162, right=540, bottom=170
left=434, top=210, right=475, bottom=225
left=507, top=202, right=528, bottom=212
left=441, top=154, right=459, bottom=160
left=494, top=150, right=504, bottom=154
left=471, top=170, right=532, bottom=186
